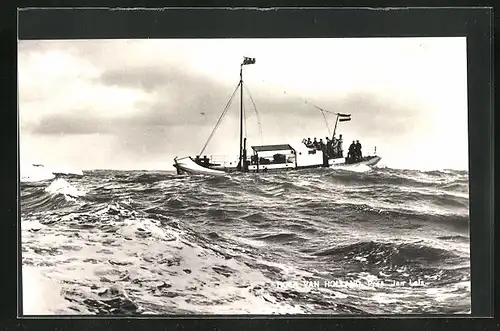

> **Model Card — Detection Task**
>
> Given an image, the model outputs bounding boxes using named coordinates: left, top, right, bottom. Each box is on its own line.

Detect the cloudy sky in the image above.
left=18, top=37, right=468, bottom=171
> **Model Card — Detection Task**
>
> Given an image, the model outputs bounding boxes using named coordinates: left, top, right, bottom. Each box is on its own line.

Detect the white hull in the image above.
left=330, top=155, right=381, bottom=168
left=174, top=157, right=227, bottom=176
left=174, top=154, right=381, bottom=176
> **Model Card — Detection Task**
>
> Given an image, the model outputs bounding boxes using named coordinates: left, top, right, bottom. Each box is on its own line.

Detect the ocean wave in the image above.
left=313, top=240, right=459, bottom=263
left=310, top=240, right=469, bottom=286
left=20, top=166, right=471, bottom=315
left=21, top=190, right=78, bottom=214
left=21, top=163, right=83, bottom=183
left=249, top=232, right=307, bottom=243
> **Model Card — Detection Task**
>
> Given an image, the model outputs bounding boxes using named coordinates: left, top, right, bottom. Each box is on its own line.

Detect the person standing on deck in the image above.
left=313, top=138, right=319, bottom=150
left=319, top=139, right=325, bottom=152
left=332, top=137, right=339, bottom=158
left=337, top=134, right=344, bottom=158
left=355, top=140, right=362, bottom=160
left=326, top=137, right=332, bottom=157
left=348, top=141, right=356, bottom=161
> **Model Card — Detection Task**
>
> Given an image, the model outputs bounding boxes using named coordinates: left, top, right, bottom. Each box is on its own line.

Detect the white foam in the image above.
left=20, top=163, right=84, bottom=183
left=22, top=266, right=70, bottom=315
left=118, top=218, right=180, bottom=242
left=336, top=163, right=372, bottom=173
left=45, top=178, right=85, bottom=200
left=21, top=219, right=45, bottom=232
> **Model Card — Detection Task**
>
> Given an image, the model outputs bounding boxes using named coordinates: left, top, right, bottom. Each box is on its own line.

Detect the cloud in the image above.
left=29, top=111, right=112, bottom=135
left=99, top=66, right=181, bottom=92
left=18, top=38, right=468, bottom=170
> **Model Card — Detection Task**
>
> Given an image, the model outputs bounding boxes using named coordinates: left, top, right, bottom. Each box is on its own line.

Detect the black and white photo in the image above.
left=19, top=37, right=471, bottom=315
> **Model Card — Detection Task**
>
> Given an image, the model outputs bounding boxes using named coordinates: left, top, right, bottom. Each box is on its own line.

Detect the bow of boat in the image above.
left=173, top=156, right=227, bottom=176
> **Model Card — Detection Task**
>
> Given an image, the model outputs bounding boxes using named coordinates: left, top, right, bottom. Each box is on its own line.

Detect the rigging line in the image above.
left=306, top=101, right=338, bottom=115
left=199, top=82, right=241, bottom=155
left=304, top=101, right=335, bottom=135
left=319, top=109, right=331, bottom=136
left=243, top=85, right=264, bottom=145
left=201, top=83, right=240, bottom=155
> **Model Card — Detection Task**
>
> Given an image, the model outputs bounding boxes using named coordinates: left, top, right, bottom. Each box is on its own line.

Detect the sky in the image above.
left=18, top=37, right=469, bottom=171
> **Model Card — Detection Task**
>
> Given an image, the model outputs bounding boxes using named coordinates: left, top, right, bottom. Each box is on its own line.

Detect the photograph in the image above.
left=19, top=37, right=471, bottom=315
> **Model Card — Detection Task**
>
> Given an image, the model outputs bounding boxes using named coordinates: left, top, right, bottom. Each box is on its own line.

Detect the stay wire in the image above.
left=244, top=85, right=264, bottom=145
left=199, top=82, right=241, bottom=155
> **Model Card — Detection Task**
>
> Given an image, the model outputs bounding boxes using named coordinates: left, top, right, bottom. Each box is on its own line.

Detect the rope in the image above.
left=199, top=82, right=241, bottom=155
left=304, top=101, right=340, bottom=135
left=319, top=109, right=331, bottom=136
left=244, top=85, right=264, bottom=145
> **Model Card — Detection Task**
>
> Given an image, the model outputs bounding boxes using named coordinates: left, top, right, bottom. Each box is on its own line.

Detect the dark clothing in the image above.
left=355, top=142, right=362, bottom=159
left=348, top=143, right=356, bottom=159
left=319, top=141, right=325, bottom=151
left=326, top=141, right=333, bottom=158
left=353, top=146, right=358, bottom=159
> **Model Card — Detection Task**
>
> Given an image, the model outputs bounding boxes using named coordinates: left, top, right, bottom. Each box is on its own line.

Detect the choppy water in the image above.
left=20, top=166, right=471, bottom=315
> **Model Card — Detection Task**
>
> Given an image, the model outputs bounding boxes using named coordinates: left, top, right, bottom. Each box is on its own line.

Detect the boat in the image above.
left=173, top=57, right=381, bottom=176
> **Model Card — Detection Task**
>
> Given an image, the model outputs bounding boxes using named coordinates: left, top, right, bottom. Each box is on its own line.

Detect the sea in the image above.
left=20, top=165, right=471, bottom=315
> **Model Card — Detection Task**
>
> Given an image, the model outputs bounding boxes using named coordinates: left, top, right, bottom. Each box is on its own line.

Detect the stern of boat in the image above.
left=363, top=155, right=381, bottom=166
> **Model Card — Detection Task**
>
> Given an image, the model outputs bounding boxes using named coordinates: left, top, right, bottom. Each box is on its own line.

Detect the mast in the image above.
left=238, top=57, right=255, bottom=171
left=331, top=115, right=340, bottom=141
left=238, top=64, right=243, bottom=170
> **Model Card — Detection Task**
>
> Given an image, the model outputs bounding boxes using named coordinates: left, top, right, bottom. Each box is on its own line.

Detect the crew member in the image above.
left=306, top=137, right=313, bottom=148
left=319, top=138, right=325, bottom=152
left=332, top=137, right=338, bottom=157
left=348, top=141, right=356, bottom=161
left=326, top=137, right=332, bottom=157
left=355, top=140, right=362, bottom=160
left=337, top=134, right=344, bottom=158
left=313, top=138, right=319, bottom=150
left=195, top=155, right=201, bottom=164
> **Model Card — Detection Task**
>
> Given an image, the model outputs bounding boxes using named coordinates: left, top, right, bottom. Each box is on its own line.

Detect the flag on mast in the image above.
left=338, top=113, right=351, bottom=122
left=243, top=57, right=256, bottom=65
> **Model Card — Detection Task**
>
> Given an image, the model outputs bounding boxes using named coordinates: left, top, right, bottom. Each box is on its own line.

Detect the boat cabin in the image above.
left=247, top=144, right=297, bottom=172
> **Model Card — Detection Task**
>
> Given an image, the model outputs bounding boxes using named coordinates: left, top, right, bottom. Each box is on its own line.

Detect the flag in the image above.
left=338, top=113, right=351, bottom=122
left=243, top=57, right=256, bottom=65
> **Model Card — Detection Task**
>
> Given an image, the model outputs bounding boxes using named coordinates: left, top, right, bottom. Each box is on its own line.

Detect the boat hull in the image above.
left=173, top=157, right=228, bottom=176
left=174, top=155, right=381, bottom=176
left=331, top=155, right=381, bottom=168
